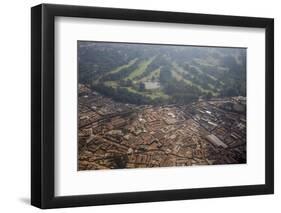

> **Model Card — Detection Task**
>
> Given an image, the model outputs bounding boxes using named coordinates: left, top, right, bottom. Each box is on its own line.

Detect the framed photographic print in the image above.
left=31, top=3, right=274, bottom=209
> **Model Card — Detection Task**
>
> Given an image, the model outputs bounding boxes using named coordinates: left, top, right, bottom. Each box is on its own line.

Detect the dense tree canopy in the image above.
left=79, top=41, right=246, bottom=105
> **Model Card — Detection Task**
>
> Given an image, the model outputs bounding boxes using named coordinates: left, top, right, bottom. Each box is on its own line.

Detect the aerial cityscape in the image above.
left=78, top=41, right=246, bottom=170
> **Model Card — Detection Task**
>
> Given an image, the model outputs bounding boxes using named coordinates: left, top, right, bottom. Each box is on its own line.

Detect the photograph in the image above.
left=77, top=41, right=247, bottom=171
left=29, top=2, right=274, bottom=209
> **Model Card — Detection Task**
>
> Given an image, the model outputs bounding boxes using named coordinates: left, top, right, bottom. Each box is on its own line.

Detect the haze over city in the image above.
left=78, top=41, right=247, bottom=170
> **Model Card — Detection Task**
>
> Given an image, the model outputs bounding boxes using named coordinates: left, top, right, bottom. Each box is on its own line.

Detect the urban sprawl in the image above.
left=78, top=84, right=246, bottom=170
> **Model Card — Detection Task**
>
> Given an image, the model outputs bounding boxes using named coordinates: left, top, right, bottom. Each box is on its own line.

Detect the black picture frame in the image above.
left=31, top=3, right=274, bottom=209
